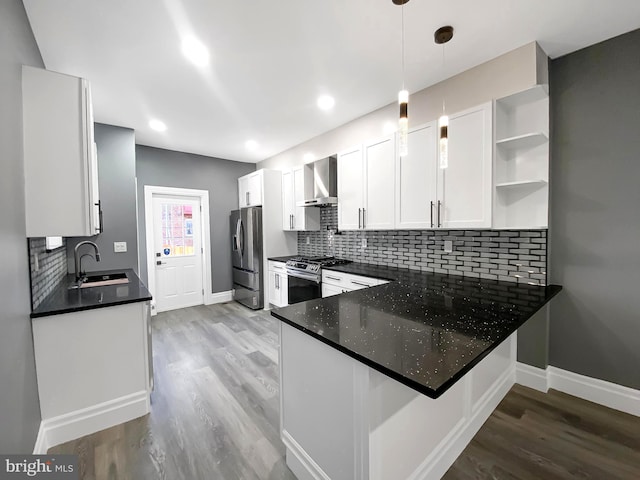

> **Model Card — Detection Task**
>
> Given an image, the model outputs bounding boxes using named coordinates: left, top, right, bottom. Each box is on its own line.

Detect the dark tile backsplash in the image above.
left=29, top=238, right=68, bottom=309
left=297, top=206, right=547, bottom=285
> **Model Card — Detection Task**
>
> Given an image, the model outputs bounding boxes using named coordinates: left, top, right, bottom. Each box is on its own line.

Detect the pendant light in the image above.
left=435, top=26, right=454, bottom=169
left=393, top=0, right=410, bottom=157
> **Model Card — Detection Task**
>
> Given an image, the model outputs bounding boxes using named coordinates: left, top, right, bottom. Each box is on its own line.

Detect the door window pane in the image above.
left=160, top=203, right=196, bottom=257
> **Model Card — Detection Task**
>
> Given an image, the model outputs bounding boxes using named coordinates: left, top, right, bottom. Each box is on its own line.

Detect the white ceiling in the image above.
left=23, top=0, right=640, bottom=163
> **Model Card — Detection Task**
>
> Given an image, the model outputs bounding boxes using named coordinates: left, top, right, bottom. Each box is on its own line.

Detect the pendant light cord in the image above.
left=442, top=44, right=445, bottom=114
left=401, top=3, right=405, bottom=90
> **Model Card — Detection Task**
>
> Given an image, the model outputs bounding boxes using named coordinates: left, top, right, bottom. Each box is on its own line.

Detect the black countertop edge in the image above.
left=272, top=287, right=561, bottom=399
left=267, top=255, right=299, bottom=263
left=31, top=268, right=152, bottom=319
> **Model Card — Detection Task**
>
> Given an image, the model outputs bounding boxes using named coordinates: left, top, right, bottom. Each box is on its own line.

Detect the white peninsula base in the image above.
left=279, top=322, right=517, bottom=480
left=32, top=301, right=152, bottom=451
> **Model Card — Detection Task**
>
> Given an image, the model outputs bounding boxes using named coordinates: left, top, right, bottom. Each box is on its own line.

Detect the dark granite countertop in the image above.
left=271, top=264, right=561, bottom=399
left=31, top=269, right=152, bottom=319
left=267, top=255, right=299, bottom=263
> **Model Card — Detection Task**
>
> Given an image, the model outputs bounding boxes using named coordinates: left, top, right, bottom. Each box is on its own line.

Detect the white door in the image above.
left=282, top=170, right=294, bottom=230
left=396, top=122, right=438, bottom=229
left=438, top=102, right=492, bottom=228
left=152, top=195, right=204, bottom=312
left=337, top=145, right=364, bottom=230
left=364, top=135, right=395, bottom=230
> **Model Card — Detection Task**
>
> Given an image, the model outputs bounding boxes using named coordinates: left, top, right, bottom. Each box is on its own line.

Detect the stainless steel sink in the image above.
left=70, top=272, right=130, bottom=289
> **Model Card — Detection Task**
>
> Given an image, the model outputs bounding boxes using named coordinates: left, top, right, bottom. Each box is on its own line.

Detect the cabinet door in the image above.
left=337, top=146, right=364, bottom=230
left=322, top=283, right=344, bottom=298
left=396, top=122, right=437, bottom=229
left=268, top=271, right=281, bottom=307
left=247, top=172, right=263, bottom=206
left=437, top=102, right=492, bottom=229
left=364, top=136, right=395, bottom=230
left=238, top=176, right=249, bottom=208
left=282, top=170, right=294, bottom=230
left=279, top=273, right=288, bottom=305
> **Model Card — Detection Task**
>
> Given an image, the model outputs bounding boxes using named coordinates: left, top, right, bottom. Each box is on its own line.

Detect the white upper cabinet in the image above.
left=363, top=135, right=395, bottom=230
left=337, top=145, right=364, bottom=230
left=395, top=122, right=438, bottom=229
left=238, top=171, right=263, bottom=207
left=282, top=165, right=320, bottom=231
left=22, top=66, right=101, bottom=237
left=493, top=85, right=549, bottom=229
left=437, top=102, right=493, bottom=229
left=338, top=137, right=395, bottom=230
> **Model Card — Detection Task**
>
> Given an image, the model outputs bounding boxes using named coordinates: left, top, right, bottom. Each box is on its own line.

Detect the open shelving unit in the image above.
left=493, top=85, right=549, bottom=229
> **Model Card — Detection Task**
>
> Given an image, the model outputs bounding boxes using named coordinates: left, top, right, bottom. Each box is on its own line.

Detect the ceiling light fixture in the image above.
left=317, top=95, right=335, bottom=111
left=393, top=0, right=410, bottom=157
left=435, top=26, right=454, bottom=169
left=245, top=140, right=259, bottom=151
left=181, top=36, right=210, bottom=67
left=149, top=119, right=167, bottom=132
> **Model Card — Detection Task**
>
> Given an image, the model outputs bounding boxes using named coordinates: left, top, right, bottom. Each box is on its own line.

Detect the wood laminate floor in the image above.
left=50, top=302, right=640, bottom=480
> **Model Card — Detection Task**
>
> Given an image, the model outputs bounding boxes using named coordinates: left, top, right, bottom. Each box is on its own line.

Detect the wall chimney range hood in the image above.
left=299, top=156, right=338, bottom=207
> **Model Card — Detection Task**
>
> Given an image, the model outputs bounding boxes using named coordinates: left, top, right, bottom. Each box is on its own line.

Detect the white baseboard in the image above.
left=515, top=363, right=549, bottom=393
left=206, top=290, right=233, bottom=305
left=38, top=390, right=150, bottom=452
left=411, top=366, right=515, bottom=480
left=516, top=362, right=640, bottom=417
left=548, top=367, right=640, bottom=417
left=282, top=430, right=331, bottom=480
left=32, top=422, right=47, bottom=454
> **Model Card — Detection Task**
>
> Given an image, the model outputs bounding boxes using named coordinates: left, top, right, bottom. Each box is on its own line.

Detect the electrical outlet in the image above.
left=444, top=240, right=453, bottom=253
left=34, top=254, right=39, bottom=272
left=306, top=236, right=310, bottom=245
left=361, top=238, right=367, bottom=248
left=114, top=241, right=127, bottom=253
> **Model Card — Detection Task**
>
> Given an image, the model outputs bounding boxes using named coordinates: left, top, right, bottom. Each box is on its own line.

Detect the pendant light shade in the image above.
left=395, top=0, right=410, bottom=157
left=398, top=89, right=409, bottom=157
left=439, top=114, right=448, bottom=169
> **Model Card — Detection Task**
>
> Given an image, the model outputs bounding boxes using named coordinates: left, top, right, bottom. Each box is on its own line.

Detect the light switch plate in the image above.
left=361, top=238, right=367, bottom=248
left=114, top=241, right=127, bottom=253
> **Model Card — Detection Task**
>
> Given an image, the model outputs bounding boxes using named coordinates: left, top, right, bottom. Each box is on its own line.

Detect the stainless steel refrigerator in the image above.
left=230, top=207, right=263, bottom=309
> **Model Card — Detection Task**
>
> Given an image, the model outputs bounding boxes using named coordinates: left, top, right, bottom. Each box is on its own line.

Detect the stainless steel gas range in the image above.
left=285, top=256, right=351, bottom=304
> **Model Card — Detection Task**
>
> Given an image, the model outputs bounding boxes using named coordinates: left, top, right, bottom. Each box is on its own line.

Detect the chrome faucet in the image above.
left=74, top=241, right=101, bottom=281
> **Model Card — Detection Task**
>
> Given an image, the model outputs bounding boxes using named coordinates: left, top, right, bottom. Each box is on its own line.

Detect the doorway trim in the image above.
left=144, top=185, right=212, bottom=315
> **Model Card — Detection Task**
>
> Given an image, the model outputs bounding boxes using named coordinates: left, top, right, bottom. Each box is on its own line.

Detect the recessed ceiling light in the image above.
left=245, top=140, right=259, bottom=151
left=149, top=119, right=167, bottom=132
left=303, top=153, right=315, bottom=163
left=181, top=36, right=210, bottom=67
left=317, top=95, right=335, bottom=111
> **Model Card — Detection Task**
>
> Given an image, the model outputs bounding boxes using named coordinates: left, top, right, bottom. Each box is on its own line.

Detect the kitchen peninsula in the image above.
left=272, top=265, right=561, bottom=480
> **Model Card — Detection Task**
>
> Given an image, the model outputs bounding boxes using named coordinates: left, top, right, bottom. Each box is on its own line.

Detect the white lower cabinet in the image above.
left=322, top=270, right=388, bottom=297
left=32, top=302, right=151, bottom=446
left=268, top=261, right=288, bottom=307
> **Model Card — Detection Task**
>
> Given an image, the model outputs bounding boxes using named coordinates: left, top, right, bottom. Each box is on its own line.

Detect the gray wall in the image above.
left=136, top=146, right=255, bottom=293
left=67, top=124, right=139, bottom=274
left=549, top=29, right=640, bottom=389
left=0, top=0, right=43, bottom=453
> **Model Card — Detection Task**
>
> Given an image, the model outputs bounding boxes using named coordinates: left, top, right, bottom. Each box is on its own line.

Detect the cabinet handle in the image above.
left=437, top=200, right=442, bottom=228
left=351, top=280, right=372, bottom=287
left=430, top=201, right=434, bottom=228
left=363, top=208, right=366, bottom=229
left=325, top=275, right=341, bottom=281
left=358, top=208, right=362, bottom=229
left=246, top=191, right=249, bottom=205
left=276, top=274, right=279, bottom=289
left=95, top=200, right=103, bottom=233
